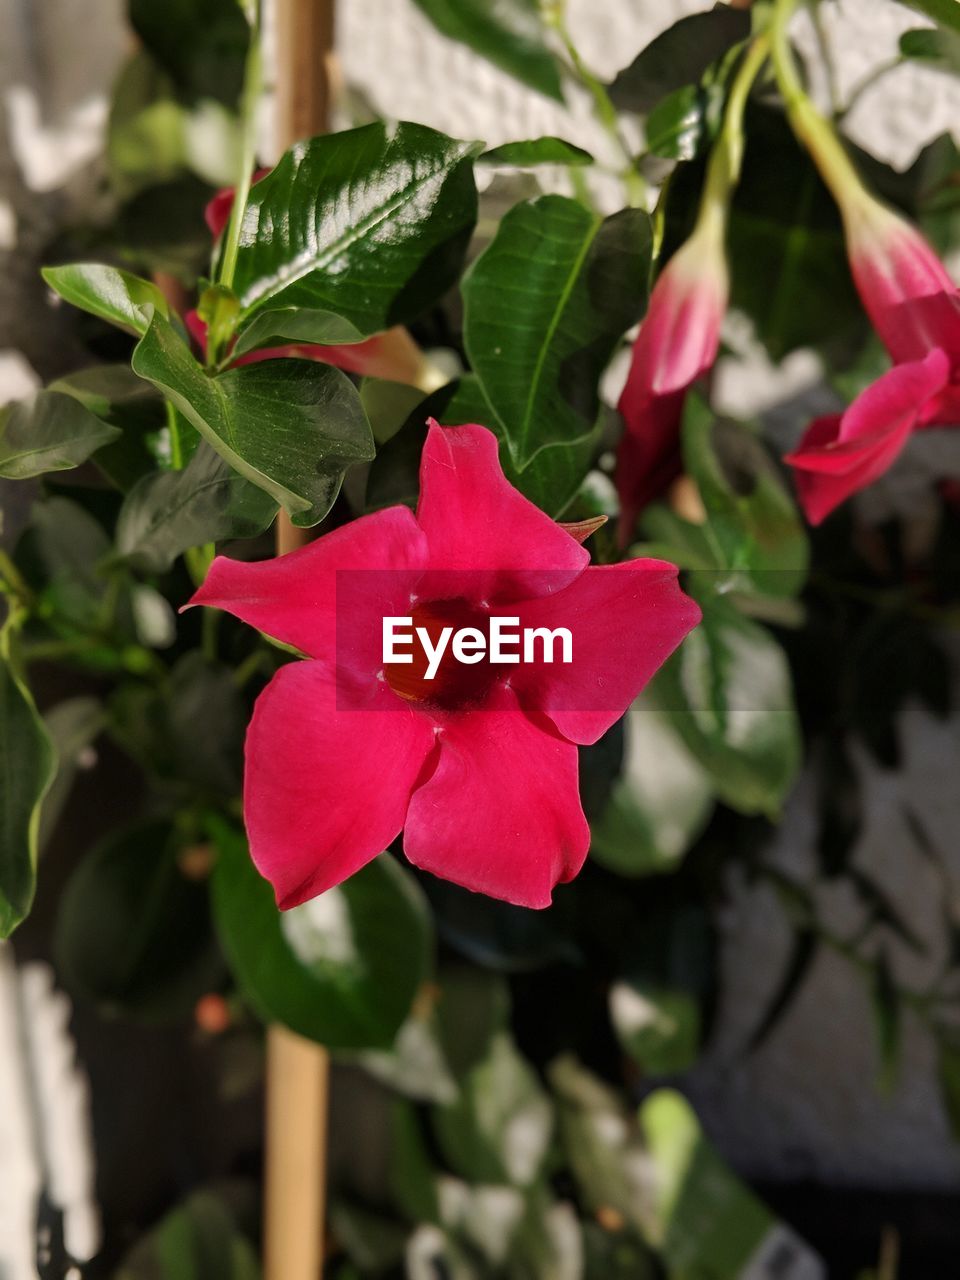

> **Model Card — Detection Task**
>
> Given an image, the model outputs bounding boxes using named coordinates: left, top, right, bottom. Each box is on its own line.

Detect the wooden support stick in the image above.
left=264, top=3, right=336, bottom=1279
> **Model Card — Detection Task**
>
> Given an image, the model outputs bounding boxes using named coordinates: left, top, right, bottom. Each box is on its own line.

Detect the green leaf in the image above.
left=210, top=820, right=431, bottom=1050
left=27, top=497, right=115, bottom=630
left=654, top=593, right=802, bottom=818
left=681, top=396, right=809, bottom=599
left=131, top=314, right=373, bottom=526
left=590, top=694, right=714, bottom=877
left=39, top=697, right=104, bottom=850
left=0, top=391, right=120, bottom=479
left=352, top=1008, right=458, bottom=1104
left=231, top=123, right=481, bottom=339
left=232, top=308, right=366, bottom=358
left=54, top=820, right=222, bottom=1019
left=549, top=1056, right=653, bottom=1238
left=480, top=137, right=594, bottom=167
left=433, top=1031, right=554, bottom=1187
left=609, top=4, right=751, bottom=114
left=115, top=1190, right=260, bottom=1280
left=901, top=0, right=960, bottom=34
left=113, top=175, right=214, bottom=283
left=900, top=25, right=960, bottom=71
left=640, top=1089, right=784, bottom=1274
left=111, top=653, right=245, bottom=796
left=42, top=263, right=170, bottom=337
left=366, top=376, right=596, bottom=517
left=463, top=197, right=650, bottom=468
left=728, top=106, right=862, bottom=359
left=129, top=0, right=249, bottom=105
left=610, top=907, right=712, bottom=1075
left=409, top=0, right=563, bottom=100
left=645, top=83, right=722, bottom=162
left=117, top=442, right=278, bottom=573
left=0, top=658, right=55, bottom=937
left=107, top=50, right=241, bottom=197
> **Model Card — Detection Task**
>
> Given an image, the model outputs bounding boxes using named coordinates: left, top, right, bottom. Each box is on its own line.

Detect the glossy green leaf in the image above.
left=901, top=0, right=960, bottom=34
left=230, top=123, right=481, bottom=339
left=433, top=1031, right=553, bottom=1187
left=132, top=314, right=373, bottom=526
left=352, top=1008, right=458, bottom=1104
left=682, top=395, right=809, bottom=599
left=609, top=4, right=751, bottom=114
left=0, top=659, right=55, bottom=937
left=481, top=137, right=594, bottom=167
left=366, top=376, right=596, bottom=517
left=654, top=593, right=802, bottom=818
left=0, top=391, right=120, bottom=480
left=211, top=821, right=431, bottom=1050
left=610, top=981, right=700, bottom=1077
left=590, top=695, right=714, bottom=877
left=232, top=307, right=366, bottom=358
left=463, top=197, right=650, bottom=468
left=410, top=0, right=562, bottom=100
left=645, top=83, right=722, bottom=161
left=54, top=820, right=222, bottom=1019
left=42, top=263, right=170, bottom=337
left=115, top=1190, right=260, bottom=1280
left=117, top=442, right=278, bottom=573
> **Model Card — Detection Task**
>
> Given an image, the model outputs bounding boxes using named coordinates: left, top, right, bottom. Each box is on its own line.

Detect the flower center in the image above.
left=384, top=597, right=495, bottom=708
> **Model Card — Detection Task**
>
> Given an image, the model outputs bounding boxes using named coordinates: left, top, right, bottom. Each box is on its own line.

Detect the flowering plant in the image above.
left=3, top=0, right=960, bottom=1272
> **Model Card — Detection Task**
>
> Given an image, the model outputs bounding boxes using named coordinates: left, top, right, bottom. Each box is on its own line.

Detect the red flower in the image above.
left=188, top=423, right=699, bottom=909
left=785, top=349, right=950, bottom=525
left=616, top=222, right=728, bottom=545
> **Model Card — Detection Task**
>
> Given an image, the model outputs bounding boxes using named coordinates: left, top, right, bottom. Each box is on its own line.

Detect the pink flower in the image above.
left=785, top=349, right=950, bottom=525
left=842, top=196, right=960, bottom=424
left=196, top=173, right=432, bottom=385
left=188, top=423, right=700, bottom=909
left=616, top=222, right=728, bottom=545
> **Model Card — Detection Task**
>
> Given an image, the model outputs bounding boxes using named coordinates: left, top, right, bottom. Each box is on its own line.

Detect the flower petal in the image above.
left=416, top=422, right=588, bottom=603
left=403, top=684, right=589, bottom=908
left=615, top=389, right=686, bottom=544
left=245, top=660, right=435, bottom=908
left=785, top=350, right=950, bottom=524
left=509, top=560, right=701, bottom=744
left=186, top=506, right=428, bottom=671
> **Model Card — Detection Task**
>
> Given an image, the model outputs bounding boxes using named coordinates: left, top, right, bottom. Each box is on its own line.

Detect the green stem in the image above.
left=543, top=2, right=645, bottom=206
left=217, top=5, right=262, bottom=293
left=695, top=34, right=771, bottom=240
left=0, top=549, right=36, bottom=609
left=770, top=0, right=867, bottom=209
left=166, top=400, right=184, bottom=471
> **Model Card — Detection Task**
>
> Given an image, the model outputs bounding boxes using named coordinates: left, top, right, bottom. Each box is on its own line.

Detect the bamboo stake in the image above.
left=264, top=3, right=336, bottom=1278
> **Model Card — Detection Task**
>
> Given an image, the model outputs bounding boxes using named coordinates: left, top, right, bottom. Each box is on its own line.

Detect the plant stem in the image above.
left=770, top=0, right=866, bottom=207
left=696, top=34, right=771, bottom=240
left=218, top=4, right=263, bottom=293
left=0, top=549, right=36, bottom=609
left=542, top=1, right=645, bottom=206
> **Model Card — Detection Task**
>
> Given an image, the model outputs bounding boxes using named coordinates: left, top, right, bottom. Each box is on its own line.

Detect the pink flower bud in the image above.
left=616, top=223, right=728, bottom=543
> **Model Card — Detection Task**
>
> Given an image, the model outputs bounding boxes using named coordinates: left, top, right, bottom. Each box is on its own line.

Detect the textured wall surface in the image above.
left=2, top=0, right=960, bottom=1196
